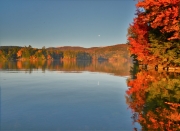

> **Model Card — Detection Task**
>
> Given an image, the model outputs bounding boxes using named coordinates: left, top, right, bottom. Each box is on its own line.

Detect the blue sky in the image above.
left=0, top=0, right=137, bottom=48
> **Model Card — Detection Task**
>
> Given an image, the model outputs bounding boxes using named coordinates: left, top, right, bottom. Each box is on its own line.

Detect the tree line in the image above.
left=0, top=44, right=129, bottom=62
left=0, top=45, right=62, bottom=60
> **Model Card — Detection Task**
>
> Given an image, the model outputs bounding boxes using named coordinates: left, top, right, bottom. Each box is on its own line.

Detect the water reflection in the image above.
left=1, top=60, right=135, bottom=130
left=0, top=60, right=132, bottom=76
left=126, top=66, right=180, bottom=130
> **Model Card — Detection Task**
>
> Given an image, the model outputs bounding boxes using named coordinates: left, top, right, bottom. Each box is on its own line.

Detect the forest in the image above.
left=127, top=0, right=180, bottom=70
left=0, top=44, right=130, bottom=62
left=126, top=1, right=180, bottom=130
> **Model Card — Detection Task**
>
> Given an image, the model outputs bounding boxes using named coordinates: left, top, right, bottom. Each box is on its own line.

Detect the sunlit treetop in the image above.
left=136, top=0, right=180, bottom=40
left=128, top=0, right=180, bottom=66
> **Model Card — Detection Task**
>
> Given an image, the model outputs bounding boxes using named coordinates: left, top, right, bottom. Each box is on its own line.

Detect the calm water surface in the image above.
left=1, top=60, right=140, bottom=131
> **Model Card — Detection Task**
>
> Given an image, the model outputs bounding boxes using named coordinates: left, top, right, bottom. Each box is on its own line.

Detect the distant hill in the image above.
left=47, top=46, right=86, bottom=51
left=47, top=44, right=128, bottom=51
left=0, top=44, right=130, bottom=61
left=0, top=46, right=22, bottom=49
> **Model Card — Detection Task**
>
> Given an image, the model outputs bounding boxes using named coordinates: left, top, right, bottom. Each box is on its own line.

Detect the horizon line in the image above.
left=0, top=43, right=127, bottom=49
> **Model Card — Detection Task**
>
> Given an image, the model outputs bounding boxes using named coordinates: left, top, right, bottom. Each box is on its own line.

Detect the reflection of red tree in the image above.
left=47, top=54, right=52, bottom=60
left=47, top=60, right=52, bottom=67
left=126, top=70, right=180, bottom=131
left=17, top=61, right=22, bottom=69
left=142, top=103, right=180, bottom=131
left=126, top=70, right=154, bottom=124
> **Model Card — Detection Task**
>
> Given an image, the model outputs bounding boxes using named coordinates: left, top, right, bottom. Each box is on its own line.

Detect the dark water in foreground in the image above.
left=0, top=60, right=141, bottom=131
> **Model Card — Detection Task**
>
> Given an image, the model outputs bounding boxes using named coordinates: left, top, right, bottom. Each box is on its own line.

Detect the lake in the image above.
left=0, top=60, right=141, bottom=131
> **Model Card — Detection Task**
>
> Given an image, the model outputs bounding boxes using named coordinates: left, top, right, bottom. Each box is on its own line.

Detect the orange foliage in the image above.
left=141, top=106, right=180, bottom=131
left=128, top=0, right=180, bottom=66
left=128, top=14, right=150, bottom=64
left=126, top=70, right=180, bottom=131
left=136, top=0, right=180, bottom=40
left=126, top=70, right=155, bottom=113
left=17, top=49, right=22, bottom=57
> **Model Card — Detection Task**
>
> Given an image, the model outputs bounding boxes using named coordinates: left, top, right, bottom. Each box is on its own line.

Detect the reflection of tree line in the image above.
left=126, top=66, right=180, bottom=131
left=0, top=60, right=132, bottom=76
